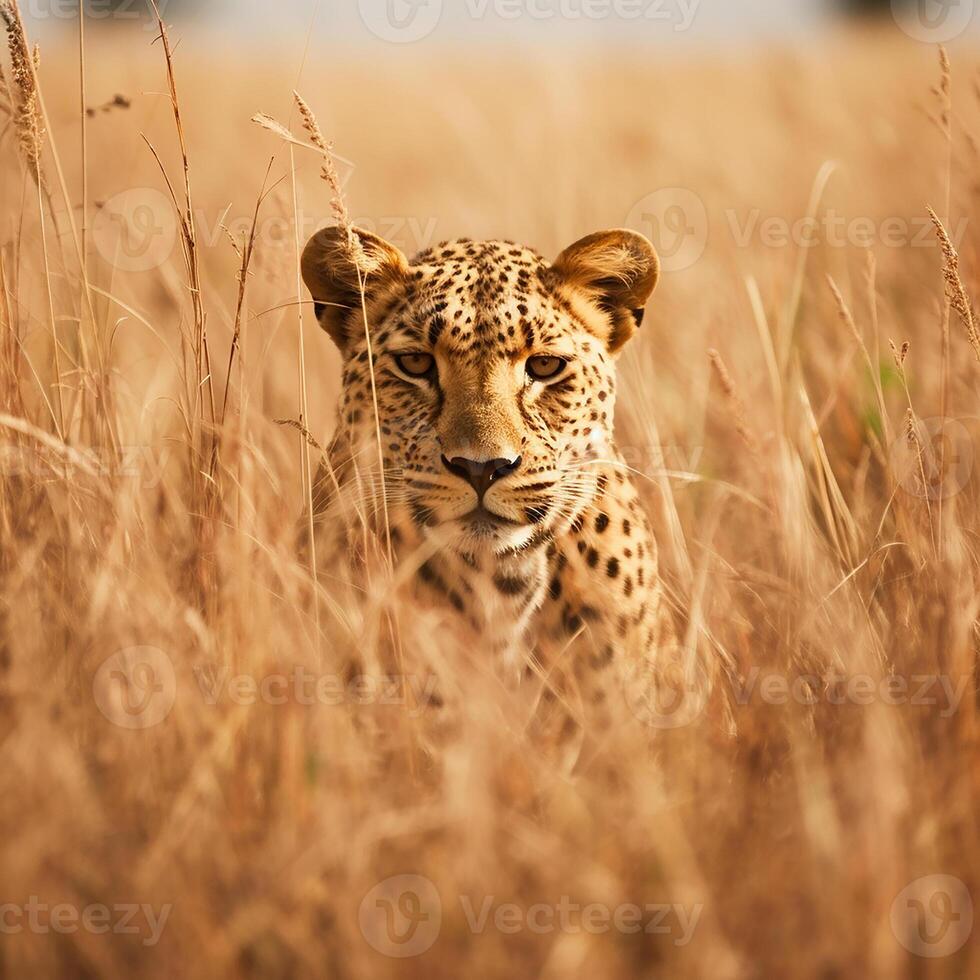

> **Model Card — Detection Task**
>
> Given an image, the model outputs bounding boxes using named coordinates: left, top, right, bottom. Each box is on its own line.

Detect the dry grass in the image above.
left=1, top=7, right=979, bottom=978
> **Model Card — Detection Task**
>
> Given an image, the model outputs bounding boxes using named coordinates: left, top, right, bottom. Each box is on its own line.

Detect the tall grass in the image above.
left=0, top=6, right=978, bottom=977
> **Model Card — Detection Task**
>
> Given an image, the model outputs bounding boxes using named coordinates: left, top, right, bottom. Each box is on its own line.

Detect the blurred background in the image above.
left=26, top=0, right=978, bottom=44
left=19, top=0, right=973, bottom=434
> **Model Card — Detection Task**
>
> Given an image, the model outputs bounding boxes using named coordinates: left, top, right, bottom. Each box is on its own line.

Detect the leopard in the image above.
left=301, top=224, right=677, bottom=736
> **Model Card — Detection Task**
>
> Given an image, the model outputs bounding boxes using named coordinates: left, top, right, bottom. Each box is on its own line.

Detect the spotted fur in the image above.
left=303, top=226, right=674, bottom=706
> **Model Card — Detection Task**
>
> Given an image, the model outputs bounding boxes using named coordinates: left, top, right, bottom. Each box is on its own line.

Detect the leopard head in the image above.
left=302, top=226, right=659, bottom=555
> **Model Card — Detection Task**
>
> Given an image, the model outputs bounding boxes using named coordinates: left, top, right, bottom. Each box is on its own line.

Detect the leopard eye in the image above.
left=394, top=353, right=435, bottom=378
left=526, top=355, right=567, bottom=382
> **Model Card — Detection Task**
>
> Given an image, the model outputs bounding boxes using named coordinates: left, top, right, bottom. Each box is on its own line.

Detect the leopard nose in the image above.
left=441, top=455, right=522, bottom=500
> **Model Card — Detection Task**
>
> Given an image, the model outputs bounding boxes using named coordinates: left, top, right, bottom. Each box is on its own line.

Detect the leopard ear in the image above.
left=301, top=226, right=409, bottom=351
left=552, top=229, right=660, bottom=354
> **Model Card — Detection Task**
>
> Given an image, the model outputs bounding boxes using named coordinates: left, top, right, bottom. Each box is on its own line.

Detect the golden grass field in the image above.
left=2, top=3, right=980, bottom=976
